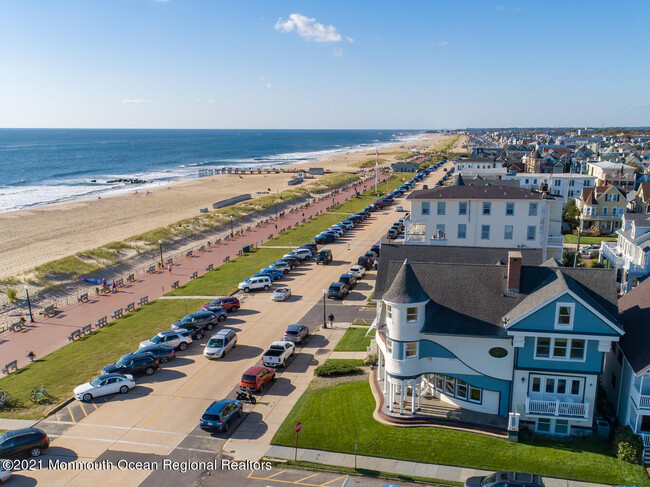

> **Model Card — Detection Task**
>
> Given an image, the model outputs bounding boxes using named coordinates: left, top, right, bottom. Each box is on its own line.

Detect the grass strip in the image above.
left=333, top=327, right=376, bottom=351
left=563, top=235, right=617, bottom=244
left=271, top=381, right=650, bottom=486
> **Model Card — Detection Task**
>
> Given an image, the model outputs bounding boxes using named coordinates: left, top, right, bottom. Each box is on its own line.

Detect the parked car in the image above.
left=172, top=309, right=223, bottom=331
left=314, top=234, right=335, bottom=245
left=279, top=256, right=300, bottom=269
left=328, top=282, right=349, bottom=299
left=239, top=366, right=275, bottom=393
left=238, top=276, right=272, bottom=292
left=316, top=249, right=333, bottom=265
left=199, top=399, right=243, bottom=433
left=262, top=340, right=295, bottom=368
left=140, top=330, right=193, bottom=350
left=288, top=248, right=312, bottom=260
left=327, top=227, right=344, bottom=237
left=348, top=264, right=366, bottom=279
left=202, top=296, right=241, bottom=312
left=204, top=329, right=238, bottom=359
left=173, top=323, right=206, bottom=341
left=365, top=250, right=378, bottom=260
left=74, top=373, right=135, bottom=402
left=257, top=268, right=285, bottom=281
left=102, top=352, right=160, bottom=376
left=132, top=344, right=175, bottom=364
left=283, top=324, right=309, bottom=344
left=338, top=220, right=354, bottom=229
left=357, top=255, right=373, bottom=270
left=268, top=261, right=291, bottom=274
left=272, top=287, right=292, bottom=302
left=395, top=205, right=404, bottom=212
left=0, top=428, right=49, bottom=458
left=464, top=472, right=544, bottom=487
left=338, top=273, right=357, bottom=290
left=299, top=243, right=318, bottom=253
left=0, top=461, right=10, bottom=482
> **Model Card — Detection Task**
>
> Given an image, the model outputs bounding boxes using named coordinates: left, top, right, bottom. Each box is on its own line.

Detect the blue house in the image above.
left=373, top=244, right=623, bottom=436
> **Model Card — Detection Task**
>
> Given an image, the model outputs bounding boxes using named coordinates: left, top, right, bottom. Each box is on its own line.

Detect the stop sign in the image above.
left=295, top=421, right=302, bottom=433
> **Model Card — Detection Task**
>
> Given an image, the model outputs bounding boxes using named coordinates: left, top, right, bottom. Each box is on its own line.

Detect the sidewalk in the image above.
left=0, top=176, right=389, bottom=371
left=262, top=446, right=608, bottom=487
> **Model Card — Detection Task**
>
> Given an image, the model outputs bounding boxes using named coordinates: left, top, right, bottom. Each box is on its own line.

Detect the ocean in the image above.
left=0, top=129, right=422, bottom=213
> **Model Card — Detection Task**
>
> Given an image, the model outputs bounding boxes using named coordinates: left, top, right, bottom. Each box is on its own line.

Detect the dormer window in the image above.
left=407, top=307, right=418, bottom=322
left=555, top=303, right=575, bottom=329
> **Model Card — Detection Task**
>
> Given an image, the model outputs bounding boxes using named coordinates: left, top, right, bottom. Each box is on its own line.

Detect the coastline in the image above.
left=0, top=133, right=448, bottom=279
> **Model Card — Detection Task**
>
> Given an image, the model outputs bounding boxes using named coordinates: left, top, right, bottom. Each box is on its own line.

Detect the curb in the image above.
left=39, top=396, right=76, bottom=423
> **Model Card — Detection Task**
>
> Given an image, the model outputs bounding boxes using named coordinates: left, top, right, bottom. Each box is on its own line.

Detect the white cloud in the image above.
left=333, top=48, right=343, bottom=57
left=209, top=98, right=217, bottom=104
left=122, top=99, right=151, bottom=104
left=346, top=37, right=354, bottom=44
left=275, top=13, right=351, bottom=43
left=432, top=41, right=448, bottom=47
left=266, top=83, right=272, bottom=89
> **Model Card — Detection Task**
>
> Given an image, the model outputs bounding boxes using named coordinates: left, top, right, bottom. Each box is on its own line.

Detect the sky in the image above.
left=0, top=0, right=649, bottom=129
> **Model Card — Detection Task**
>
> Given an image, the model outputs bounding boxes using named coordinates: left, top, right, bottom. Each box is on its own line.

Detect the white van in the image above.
left=238, top=276, right=272, bottom=292
left=204, top=329, right=238, bottom=359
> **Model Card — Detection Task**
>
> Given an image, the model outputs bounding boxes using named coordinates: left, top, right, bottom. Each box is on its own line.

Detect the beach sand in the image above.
left=0, top=133, right=452, bottom=279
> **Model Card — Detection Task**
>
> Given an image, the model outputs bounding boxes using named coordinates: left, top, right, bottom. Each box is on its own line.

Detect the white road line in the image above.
left=42, top=421, right=186, bottom=436
left=47, top=434, right=217, bottom=455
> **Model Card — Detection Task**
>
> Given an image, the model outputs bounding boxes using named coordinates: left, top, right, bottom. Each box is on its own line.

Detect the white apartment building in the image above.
left=404, top=185, right=564, bottom=261
left=586, top=161, right=636, bottom=192
left=502, top=173, right=598, bottom=201
left=600, top=213, right=650, bottom=293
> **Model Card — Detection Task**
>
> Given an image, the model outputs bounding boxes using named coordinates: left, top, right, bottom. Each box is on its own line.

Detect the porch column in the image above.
left=411, top=384, right=416, bottom=414
left=377, top=347, right=382, bottom=380
left=389, top=381, right=394, bottom=413
left=417, top=383, right=421, bottom=410
left=400, top=380, right=405, bottom=415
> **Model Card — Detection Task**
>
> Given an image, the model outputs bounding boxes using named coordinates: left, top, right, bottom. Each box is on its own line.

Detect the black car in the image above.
left=279, top=256, right=300, bottom=269
left=464, top=472, right=544, bottom=487
left=370, top=244, right=381, bottom=255
left=314, top=234, right=335, bottom=244
left=316, top=249, right=333, bottom=265
left=357, top=255, right=372, bottom=270
left=299, top=243, right=318, bottom=253
left=0, top=428, right=50, bottom=458
left=172, top=323, right=206, bottom=341
left=102, top=352, right=160, bottom=376
left=365, top=250, right=378, bottom=260
left=327, top=282, right=349, bottom=299
left=133, top=344, right=175, bottom=364
left=339, top=273, right=357, bottom=289
left=171, top=310, right=220, bottom=331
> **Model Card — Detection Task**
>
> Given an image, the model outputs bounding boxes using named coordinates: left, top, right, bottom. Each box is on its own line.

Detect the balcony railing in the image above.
left=631, top=385, right=650, bottom=409
left=525, top=397, right=589, bottom=418
left=642, top=433, right=650, bottom=448
left=600, top=241, right=624, bottom=266
left=546, top=236, right=564, bottom=247
left=640, top=395, right=650, bottom=409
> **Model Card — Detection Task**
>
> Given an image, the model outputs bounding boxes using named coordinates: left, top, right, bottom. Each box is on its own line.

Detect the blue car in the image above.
left=199, top=399, right=243, bottom=433
left=254, top=270, right=283, bottom=281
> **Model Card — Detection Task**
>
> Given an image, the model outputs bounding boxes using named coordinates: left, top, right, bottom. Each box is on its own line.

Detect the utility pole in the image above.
left=374, top=147, right=378, bottom=194
left=573, top=226, right=583, bottom=267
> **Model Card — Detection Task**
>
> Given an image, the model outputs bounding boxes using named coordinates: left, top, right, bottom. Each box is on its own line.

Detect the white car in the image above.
left=328, top=227, right=344, bottom=237
left=272, top=287, right=292, bottom=301
left=0, top=462, right=10, bottom=483
left=348, top=265, right=366, bottom=279
left=238, top=276, right=272, bottom=292
left=338, top=220, right=354, bottom=229
left=395, top=205, right=404, bottom=212
left=288, top=248, right=312, bottom=260
left=74, top=373, right=135, bottom=402
left=140, top=330, right=193, bottom=350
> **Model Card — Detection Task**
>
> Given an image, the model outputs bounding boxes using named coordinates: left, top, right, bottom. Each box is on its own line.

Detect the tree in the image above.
left=562, top=250, right=585, bottom=267
left=562, top=200, right=580, bottom=231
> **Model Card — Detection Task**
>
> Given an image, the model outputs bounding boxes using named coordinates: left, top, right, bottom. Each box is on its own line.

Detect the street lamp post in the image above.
left=24, top=285, right=34, bottom=323
left=158, top=240, right=164, bottom=267
left=322, top=289, right=327, bottom=328
left=230, top=216, right=234, bottom=237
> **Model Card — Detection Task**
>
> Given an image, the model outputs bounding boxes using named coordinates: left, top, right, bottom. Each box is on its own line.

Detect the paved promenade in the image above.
left=0, top=175, right=388, bottom=371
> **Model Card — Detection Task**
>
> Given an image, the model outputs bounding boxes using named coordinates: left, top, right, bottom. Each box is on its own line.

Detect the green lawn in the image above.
left=271, top=381, right=650, bottom=486
left=167, top=247, right=288, bottom=297
left=334, top=327, right=376, bottom=351
left=0, top=299, right=205, bottom=419
left=564, top=235, right=617, bottom=244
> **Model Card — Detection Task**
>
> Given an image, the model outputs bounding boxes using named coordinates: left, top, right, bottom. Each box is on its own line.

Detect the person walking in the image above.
left=168, top=264, right=172, bottom=275
left=328, top=313, right=334, bottom=329
left=111, top=281, right=117, bottom=293
left=374, top=258, right=379, bottom=270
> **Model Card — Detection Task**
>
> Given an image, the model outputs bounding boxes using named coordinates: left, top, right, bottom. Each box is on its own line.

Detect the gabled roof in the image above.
left=618, top=278, right=650, bottom=374
left=382, top=259, right=430, bottom=304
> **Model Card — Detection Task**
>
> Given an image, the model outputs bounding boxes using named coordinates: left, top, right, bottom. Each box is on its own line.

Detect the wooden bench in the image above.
left=171, top=281, right=180, bottom=289
left=214, top=238, right=221, bottom=245
left=186, top=250, right=193, bottom=258
left=82, top=324, right=93, bottom=335
left=44, top=305, right=56, bottom=318
left=2, top=360, right=18, bottom=374
left=114, top=278, right=124, bottom=288
left=126, top=302, right=135, bottom=312
left=77, top=293, right=89, bottom=303
left=147, top=265, right=156, bottom=274
left=268, top=234, right=274, bottom=239
left=9, top=321, right=24, bottom=333
left=236, top=250, right=243, bottom=256
left=127, top=273, right=135, bottom=282
left=199, top=245, right=206, bottom=252
left=111, top=308, right=123, bottom=320
left=138, top=296, right=149, bottom=306
left=223, top=256, right=230, bottom=263
left=224, top=235, right=230, bottom=240
left=96, top=316, right=108, bottom=328
left=68, top=330, right=82, bottom=341
left=190, top=271, right=198, bottom=280
left=206, top=264, right=213, bottom=271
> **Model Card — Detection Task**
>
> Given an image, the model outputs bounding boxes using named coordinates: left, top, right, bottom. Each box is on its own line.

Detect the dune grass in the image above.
left=271, top=381, right=650, bottom=486
left=0, top=299, right=205, bottom=419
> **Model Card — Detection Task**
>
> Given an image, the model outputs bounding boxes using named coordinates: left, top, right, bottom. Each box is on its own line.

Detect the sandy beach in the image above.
left=0, top=133, right=451, bottom=279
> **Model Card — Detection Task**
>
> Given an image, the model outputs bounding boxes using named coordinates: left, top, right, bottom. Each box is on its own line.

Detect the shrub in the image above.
left=614, top=426, right=643, bottom=465
left=6, top=288, right=17, bottom=303
left=314, top=359, right=364, bottom=377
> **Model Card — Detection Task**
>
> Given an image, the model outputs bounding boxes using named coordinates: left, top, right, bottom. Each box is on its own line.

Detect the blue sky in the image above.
left=0, top=0, right=649, bottom=129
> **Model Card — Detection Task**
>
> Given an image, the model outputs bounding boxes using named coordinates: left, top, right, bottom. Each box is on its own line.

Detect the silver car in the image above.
left=272, top=288, right=292, bottom=302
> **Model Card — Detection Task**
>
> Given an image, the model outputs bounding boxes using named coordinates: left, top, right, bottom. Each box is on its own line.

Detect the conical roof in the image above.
left=382, top=259, right=430, bottom=304
left=453, top=173, right=466, bottom=186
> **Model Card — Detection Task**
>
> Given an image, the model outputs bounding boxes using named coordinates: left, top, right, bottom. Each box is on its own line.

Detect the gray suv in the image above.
left=282, top=324, right=309, bottom=344
left=139, top=330, right=193, bottom=350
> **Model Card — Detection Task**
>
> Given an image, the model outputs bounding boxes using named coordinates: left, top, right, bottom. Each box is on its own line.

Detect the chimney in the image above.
left=507, top=251, right=522, bottom=293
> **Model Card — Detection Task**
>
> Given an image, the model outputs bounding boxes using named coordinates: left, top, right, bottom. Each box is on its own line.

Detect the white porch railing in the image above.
left=640, top=395, right=650, bottom=409
left=525, top=397, right=589, bottom=418
left=642, top=433, right=650, bottom=448
left=546, top=236, right=564, bottom=247
left=601, top=241, right=624, bottom=267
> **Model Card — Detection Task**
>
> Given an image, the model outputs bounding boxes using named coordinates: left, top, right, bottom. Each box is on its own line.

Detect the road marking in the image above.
left=47, top=434, right=172, bottom=450
left=247, top=470, right=334, bottom=487
left=140, top=407, right=164, bottom=428
left=262, top=470, right=287, bottom=480
left=173, top=366, right=210, bottom=399
left=41, top=421, right=186, bottom=437
left=66, top=405, right=76, bottom=423
left=321, top=475, right=347, bottom=487
left=295, top=472, right=320, bottom=483
left=175, top=446, right=218, bottom=454
left=54, top=411, right=60, bottom=422
left=79, top=404, right=88, bottom=418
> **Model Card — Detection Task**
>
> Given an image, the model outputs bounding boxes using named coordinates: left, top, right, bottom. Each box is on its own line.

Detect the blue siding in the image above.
left=393, top=341, right=404, bottom=361
left=454, top=373, right=511, bottom=416
left=507, top=294, right=619, bottom=337
left=516, top=338, right=603, bottom=373
left=419, top=340, right=456, bottom=359
left=618, top=361, right=634, bottom=427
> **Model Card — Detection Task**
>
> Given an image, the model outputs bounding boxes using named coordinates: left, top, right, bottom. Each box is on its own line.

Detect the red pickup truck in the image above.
left=239, top=366, right=275, bottom=393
